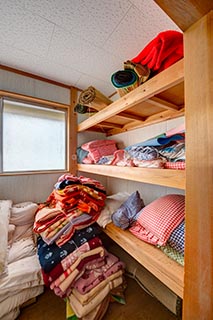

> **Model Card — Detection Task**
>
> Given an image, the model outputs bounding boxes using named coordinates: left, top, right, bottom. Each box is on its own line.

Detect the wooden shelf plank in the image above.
left=77, top=59, right=184, bottom=133
left=103, top=223, right=184, bottom=298
left=77, top=164, right=185, bottom=190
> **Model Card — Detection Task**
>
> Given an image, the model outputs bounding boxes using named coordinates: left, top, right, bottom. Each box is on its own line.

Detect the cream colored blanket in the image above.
left=0, top=200, right=12, bottom=275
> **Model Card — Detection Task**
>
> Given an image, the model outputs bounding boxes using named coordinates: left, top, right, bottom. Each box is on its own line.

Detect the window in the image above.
left=0, top=97, right=67, bottom=173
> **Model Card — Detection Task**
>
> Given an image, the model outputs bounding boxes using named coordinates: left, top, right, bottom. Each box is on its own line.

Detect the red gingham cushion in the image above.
left=129, top=194, right=185, bottom=246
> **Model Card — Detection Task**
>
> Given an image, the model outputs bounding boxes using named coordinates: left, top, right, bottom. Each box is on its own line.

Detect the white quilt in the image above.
left=0, top=285, right=44, bottom=319
left=0, top=200, right=12, bottom=275
left=0, top=254, right=44, bottom=303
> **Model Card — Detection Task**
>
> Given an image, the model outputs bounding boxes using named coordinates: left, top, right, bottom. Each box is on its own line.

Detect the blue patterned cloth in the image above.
left=168, top=220, right=185, bottom=255
left=37, top=223, right=101, bottom=273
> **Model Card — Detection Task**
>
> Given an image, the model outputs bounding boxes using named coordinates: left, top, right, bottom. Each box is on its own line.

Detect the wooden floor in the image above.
left=18, top=277, right=178, bottom=320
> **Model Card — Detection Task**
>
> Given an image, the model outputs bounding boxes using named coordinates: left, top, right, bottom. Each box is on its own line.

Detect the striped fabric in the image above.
left=129, top=194, right=185, bottom=246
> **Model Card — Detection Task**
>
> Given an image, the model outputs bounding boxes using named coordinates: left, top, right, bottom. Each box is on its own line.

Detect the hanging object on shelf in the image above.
left=74, top=103, right=96, bottom=114
left=111, top=69, right=139, bottom=97
left=78, top=86, right=112, bottom=112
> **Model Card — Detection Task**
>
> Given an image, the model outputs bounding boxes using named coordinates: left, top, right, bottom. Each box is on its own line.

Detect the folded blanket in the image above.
left=81, top=140, right=118, bottom=164
left=72, top=270, right=123, bottom=305
left=42, top=237, right=102, bottom=285
left=37, top=224, right=101, bottom=273
left=69, top=274, right=123, bottom=318
left=125, top=133, right=185, bottom=150
left=132, top=30, right=183, bottom=73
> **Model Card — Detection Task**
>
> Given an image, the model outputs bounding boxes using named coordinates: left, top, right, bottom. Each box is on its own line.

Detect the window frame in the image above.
left=0, top=90, right=71, bottom=175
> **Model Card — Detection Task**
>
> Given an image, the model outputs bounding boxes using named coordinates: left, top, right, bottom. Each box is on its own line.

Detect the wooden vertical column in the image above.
left=184, top=11, right=213, bottom=319
left=68, top=86, right=78, bottom=174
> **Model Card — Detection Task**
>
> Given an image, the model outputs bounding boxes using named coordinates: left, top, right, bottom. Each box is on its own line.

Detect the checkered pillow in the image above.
left=129, top=194, right=185, bottom=246
left=168, top=220, right=185, bottom=255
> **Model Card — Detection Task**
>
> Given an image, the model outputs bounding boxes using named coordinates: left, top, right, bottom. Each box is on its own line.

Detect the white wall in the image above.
left=0, top=70, right=69, bottom=203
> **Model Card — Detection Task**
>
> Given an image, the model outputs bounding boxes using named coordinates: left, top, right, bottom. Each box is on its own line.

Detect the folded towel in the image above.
left=131, top=30, right=183, bottom=73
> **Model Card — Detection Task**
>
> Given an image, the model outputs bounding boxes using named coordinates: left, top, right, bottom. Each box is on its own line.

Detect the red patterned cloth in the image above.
left=131, top=30, right=183, bottom=73
left=129, top=194, right=185, bottom=246
left=165, top=161, right=185, bottom=170
left=81, top=140, right=118, bottom=164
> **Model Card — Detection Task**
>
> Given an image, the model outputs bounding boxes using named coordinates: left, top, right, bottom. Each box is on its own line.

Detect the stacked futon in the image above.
left=0, top=200, right=44, bottom=320
left=34, top=174, right=126, bottom=320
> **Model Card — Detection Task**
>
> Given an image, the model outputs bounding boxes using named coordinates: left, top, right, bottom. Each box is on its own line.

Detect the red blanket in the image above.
left=132, top=30, right=183, bottom=73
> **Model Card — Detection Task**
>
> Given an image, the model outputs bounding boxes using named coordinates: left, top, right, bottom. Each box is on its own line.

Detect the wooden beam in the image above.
left=0, top=64, right=81, bottom=90
left=107, top=108, right=184, bottom=135
left=147, top=97, right=181, bottom=111
left=0, top=90, right=70, bottom=109
left=118, top=111, right=146, bottom=121
left=154, top=0, right=213, bottom=31
left=183, top=11, right=213, bottom=319
left=68, top=87, right=78, bottom=174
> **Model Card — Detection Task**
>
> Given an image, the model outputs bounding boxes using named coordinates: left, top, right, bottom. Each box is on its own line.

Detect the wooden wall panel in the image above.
left=184, top=11, right=213, bottom=318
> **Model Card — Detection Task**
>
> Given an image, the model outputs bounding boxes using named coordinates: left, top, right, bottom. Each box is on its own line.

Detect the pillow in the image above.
left=112, top=191, right=145, bottom=229
left=129, top=194, right=185, bottom=246
left=97, top=192, right=130, bottom=228
left=167, top=220, right=185, bottom=255
left=10, top=202, right=38, bottom=243
left=10, top=202, right=38, bottom=226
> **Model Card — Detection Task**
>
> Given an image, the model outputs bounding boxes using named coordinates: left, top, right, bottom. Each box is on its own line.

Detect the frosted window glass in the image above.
left=2, top=99, right=66, bottom=172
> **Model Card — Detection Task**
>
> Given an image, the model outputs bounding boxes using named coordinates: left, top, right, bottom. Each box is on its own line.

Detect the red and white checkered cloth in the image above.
left=129, top=194, right=185, bottom=246
left=165, top=161, right=185, bottom=170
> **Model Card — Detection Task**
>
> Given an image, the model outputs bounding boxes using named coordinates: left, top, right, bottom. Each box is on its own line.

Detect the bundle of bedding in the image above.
left=78, top=139, right=118, bottom=164
left=33, top=174, right=107, bottom=246
left=34, top=174, right=126, bottom=320
left=77, top=124, right=185, bottom=170
left=0, top=200, right=44, bottom=320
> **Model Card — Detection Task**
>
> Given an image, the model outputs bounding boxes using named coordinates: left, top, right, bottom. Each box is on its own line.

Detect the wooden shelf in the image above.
left=78, top=164, right=185, bottom=190
left=77, top=58, right=185, bottom=301
left=77, top=59, right=184, bottom=135
left=103, top=223, right=184, bottom=298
